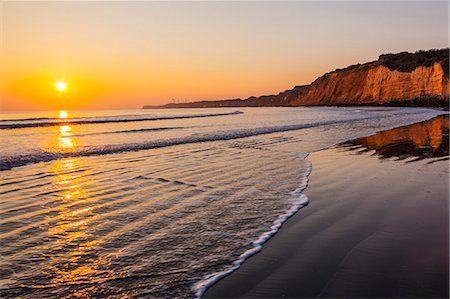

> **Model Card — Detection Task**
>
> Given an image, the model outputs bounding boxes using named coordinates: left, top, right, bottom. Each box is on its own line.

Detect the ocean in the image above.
left=0, top=107, right=445, bottom=298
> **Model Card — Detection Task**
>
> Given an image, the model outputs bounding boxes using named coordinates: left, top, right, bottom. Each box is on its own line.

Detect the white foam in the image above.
left=0, top=111, right=244, bottom=129
left=193, top=152, right=312, bottom=298
left=2, top=108, right=445, bottom=171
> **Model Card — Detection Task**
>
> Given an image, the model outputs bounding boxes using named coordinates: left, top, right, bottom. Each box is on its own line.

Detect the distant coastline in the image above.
left=144, top=49, right=449, bottom=109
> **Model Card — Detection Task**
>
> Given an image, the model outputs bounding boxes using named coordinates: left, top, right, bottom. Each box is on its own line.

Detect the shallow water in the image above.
left=0, top=107, right=445, bottom=298
left=203, top=115, right=449, bottom=299
left=340, top=114, right=449, bottom=162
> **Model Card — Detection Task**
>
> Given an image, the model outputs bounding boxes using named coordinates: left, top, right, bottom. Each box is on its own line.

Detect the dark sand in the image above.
left=204, top=115, right=449, bottom=298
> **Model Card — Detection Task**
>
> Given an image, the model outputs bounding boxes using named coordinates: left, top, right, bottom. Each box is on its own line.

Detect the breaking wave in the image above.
left=0, top=111, right=243, bottom=129
left=1, top=115, right=382, bottom=170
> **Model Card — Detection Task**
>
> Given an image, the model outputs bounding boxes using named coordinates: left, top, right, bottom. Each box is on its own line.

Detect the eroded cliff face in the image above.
left=364, top=63, right=448, bottom=102
left=292, top=62, right=449, bottom=106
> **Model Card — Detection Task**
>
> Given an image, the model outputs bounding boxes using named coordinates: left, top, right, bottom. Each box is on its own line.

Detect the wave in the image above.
left=75, top=126, right=187, bottom=137
left=0, top=114, right=157, bottom=123
left=0, top=111, right=243, bottom=129
left=0, top=117, right=53, bottom=122
left=0, top=115, right=380, bottom=171
left=193, top=152, right=312, bottom=298
left=2, top=110, right=445, bottom=171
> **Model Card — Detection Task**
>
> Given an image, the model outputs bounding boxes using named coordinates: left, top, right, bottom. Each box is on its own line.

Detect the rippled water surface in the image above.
left=0, top=107, right=445, bottom=298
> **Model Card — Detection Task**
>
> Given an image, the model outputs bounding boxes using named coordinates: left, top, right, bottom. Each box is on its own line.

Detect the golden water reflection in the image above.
left=59, top=110, right=69, bottom=119
left=340, top=115, right=449, bottom=161
left=56, top=125, right=78, bottom=150
left=41, top=113, right=116, bottom=291
left=47, top=156, right=112, bottom=292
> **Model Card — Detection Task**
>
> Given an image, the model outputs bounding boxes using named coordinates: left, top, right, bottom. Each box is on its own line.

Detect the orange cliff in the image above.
left=292, top=61, right=448, bottom=106
left=145, top=48, right=450, bottom=109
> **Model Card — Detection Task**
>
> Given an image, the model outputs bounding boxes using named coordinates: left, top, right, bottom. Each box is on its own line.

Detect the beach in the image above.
left=204, top=115, right=449, bottom=298
left=0, top=108, right=447, bottom=298
left=3, top=1, right=449, bottom=297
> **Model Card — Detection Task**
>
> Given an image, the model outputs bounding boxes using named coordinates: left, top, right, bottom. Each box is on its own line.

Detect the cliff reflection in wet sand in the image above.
left=339, top=115, right=449, bottom=162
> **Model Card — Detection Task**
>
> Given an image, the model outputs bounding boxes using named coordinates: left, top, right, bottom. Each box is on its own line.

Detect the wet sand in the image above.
left=204, top=115, right=449, bottom=298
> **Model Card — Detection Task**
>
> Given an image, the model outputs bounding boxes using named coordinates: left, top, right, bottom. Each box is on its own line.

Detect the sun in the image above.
left=56, top=81, right=68, bottom=92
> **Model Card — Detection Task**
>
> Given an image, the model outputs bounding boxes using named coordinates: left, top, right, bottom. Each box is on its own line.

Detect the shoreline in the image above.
left=194, top=152, right=312, bottom=298
left=144, top=104, right=449, bottom=110
left=203, top=115, right=449, bottom=298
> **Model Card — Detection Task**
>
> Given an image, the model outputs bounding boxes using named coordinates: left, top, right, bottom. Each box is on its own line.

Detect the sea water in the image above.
left=0, top=107, right=444, bottom=298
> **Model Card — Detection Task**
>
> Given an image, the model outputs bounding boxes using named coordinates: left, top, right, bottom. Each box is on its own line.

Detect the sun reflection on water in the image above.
left=56, top=125, right=78, bottom=150
left=60, top=125, right=72, bottom=135
left=46, top=157, right=113, bottom=291
left=59, top=110, right=69, bottom=119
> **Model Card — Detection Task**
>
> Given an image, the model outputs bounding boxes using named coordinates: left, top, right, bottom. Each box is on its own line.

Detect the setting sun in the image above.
left=56, top=81, right=68, bottom=92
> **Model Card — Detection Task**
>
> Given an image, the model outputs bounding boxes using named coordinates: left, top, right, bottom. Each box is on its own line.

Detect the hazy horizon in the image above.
left=1, top=1, right=448, bottom=112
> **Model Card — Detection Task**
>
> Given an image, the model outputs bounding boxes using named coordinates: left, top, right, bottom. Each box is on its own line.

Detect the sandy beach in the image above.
left=204, top=115, right=449, bottom=298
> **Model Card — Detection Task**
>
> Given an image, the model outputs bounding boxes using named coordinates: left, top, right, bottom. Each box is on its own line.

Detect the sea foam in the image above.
left=0, top=113, right=388, bottom=170
left=0, top=111, right=243, bottom=129
left=193, top=152, right=312, bottom=298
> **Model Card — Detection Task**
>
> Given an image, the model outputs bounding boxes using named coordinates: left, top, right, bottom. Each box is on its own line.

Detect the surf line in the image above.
left=193, top=151, right=312, bottom=298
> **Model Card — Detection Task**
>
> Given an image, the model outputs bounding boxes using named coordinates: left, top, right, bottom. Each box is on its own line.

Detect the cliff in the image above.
left=144, top=49, right=449, bottom=109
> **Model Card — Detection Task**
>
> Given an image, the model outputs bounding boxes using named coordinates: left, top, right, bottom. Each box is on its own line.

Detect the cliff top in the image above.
left=327, top=48, right=449, bottom=78
left=379, top=48, right=449, bottom=75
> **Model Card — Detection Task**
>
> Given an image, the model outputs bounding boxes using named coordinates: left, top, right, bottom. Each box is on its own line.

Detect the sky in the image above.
left=1, top=1, right=448, bottom=112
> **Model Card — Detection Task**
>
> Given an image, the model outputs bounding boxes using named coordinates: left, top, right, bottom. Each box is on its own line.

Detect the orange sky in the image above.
left=1, top=1, right=448, bottom=111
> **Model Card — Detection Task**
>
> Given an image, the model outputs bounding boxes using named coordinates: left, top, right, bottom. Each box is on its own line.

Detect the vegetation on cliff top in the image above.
left=379, top=48, right=449, bottom=76
left=324, top=48, right=448, bottom=77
